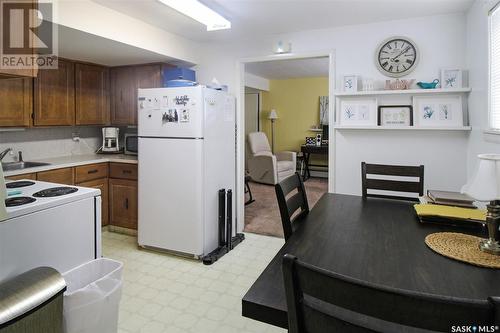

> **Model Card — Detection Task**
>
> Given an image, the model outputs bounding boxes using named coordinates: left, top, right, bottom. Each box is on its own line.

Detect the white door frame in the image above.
left=234, top=50, right=336, bottom=233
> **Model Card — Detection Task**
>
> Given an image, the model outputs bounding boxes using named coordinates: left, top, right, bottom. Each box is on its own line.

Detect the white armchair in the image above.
left=247, top=132, right=296, bottom=185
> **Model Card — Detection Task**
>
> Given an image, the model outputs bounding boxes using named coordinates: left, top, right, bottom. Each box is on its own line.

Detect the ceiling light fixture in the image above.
left=158, top=0, right=231, bottom=31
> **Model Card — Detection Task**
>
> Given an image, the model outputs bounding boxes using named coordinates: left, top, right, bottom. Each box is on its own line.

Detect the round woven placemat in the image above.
left=425, top=232, right=500, bottom=269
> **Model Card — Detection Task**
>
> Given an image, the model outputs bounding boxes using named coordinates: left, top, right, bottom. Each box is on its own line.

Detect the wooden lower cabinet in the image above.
left=36, top=167, right=74, bottom=185
left=6, top=173, right=37, bottom=181
left=78, top=178, right=109, bottom=226
left=109, top=178, right=138, bottom=230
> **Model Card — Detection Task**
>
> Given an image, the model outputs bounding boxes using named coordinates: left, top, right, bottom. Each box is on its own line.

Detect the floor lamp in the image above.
left=268, top=109, right=278, bottom=154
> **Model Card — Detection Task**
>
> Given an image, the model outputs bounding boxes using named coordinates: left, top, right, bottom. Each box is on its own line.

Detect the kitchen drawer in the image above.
left=6, top=173, right=37, bottom=181
left=109, top=163, right=137, bottom=180
left=37, top=167, right=74, bottom=185
left=75, top=163, right=108, bottom=183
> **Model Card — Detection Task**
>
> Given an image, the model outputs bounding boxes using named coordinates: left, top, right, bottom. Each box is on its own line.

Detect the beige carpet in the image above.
left=244, top=178, right=328, bottom=238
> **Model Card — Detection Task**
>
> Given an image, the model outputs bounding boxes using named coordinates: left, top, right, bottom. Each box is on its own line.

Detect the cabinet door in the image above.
left=37, top=167, right=74, bottom=185
left=110, top=67, right=136, bottom=125
left=34, top=59, right=75, bottom=126
left=75, top=63, right=109, bottom=125
left=78, top=178, right=109, bottom=226
left=109, top=178, right=137, bottom=229
left=0, top=78, right=32, bottom=127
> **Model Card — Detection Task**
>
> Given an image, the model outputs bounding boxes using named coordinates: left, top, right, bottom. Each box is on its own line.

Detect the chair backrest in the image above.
left=361, top=162, right=424, bottom=201
left=248, top=132, right=272, bottom=155
left=275, top=173, right=309, bottom=241
left=282, top=254, right=499, bottom=333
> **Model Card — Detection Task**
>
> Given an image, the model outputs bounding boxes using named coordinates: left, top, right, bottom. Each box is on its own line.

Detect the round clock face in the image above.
left=376, top=37, right=419, bottom=77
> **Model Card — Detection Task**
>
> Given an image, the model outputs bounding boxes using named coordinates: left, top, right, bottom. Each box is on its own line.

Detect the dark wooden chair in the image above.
left=361, top=162, right=424, bottom=202
left=275, top=173, right=309, bottom=241
left=282, top=254, right=500, bottom=333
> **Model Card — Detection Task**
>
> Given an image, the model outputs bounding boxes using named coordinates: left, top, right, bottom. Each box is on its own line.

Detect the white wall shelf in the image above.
left=332, top=125, right=472, bottom=131
left=308, top=128, right=323, bottom=132
left=334, top=88, right=471, bottom=97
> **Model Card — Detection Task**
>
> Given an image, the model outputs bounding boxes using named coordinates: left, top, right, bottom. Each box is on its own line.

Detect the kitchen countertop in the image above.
left=3, top=154, right=137, bottom=177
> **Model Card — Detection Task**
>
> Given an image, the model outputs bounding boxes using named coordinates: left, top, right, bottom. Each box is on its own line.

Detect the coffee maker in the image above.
left=102, top=127, right=120, bottom=153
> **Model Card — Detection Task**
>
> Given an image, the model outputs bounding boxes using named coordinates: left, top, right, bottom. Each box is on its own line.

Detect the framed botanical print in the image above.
left=378, top=105, right=413, bottom=126
left=413, top=95, right=463, bottom=127
left=343, top=75, right=358, bottom=93
left=339, top=98, right=378, bottom=126
left=440, top=69, right=464, bottom=89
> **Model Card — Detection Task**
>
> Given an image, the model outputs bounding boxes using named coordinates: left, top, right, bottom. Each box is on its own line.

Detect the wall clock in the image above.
left=375, top=36, right=419, bottom=78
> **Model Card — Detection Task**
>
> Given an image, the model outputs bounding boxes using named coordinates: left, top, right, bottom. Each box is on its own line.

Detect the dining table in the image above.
left=242, top=193, right=500, bottom=329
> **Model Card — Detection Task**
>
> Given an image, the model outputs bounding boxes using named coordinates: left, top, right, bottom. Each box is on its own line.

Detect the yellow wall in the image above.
left=261, top=77, right=328, bottom=155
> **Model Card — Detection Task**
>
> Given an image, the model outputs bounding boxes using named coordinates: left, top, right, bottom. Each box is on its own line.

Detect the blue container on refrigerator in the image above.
left=163, top=67, right=196, bottom=87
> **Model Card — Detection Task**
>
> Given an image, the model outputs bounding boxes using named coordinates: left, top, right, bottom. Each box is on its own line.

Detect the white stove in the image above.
left=1, top=179, right=102, bottom=282
left=4, top=180, right=100, bottom=219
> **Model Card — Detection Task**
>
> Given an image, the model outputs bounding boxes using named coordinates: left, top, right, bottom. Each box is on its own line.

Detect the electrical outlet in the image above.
left=72, top=132, right=80, bottom=142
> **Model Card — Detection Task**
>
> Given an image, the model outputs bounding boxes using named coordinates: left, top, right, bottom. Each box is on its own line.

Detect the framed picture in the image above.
left=440, top=69, right=463, bottom=89
left=378, top=105, right=413, bottom=126
left=413, top=95, right=463, bottom=127
left=343, top=75, right=358, bottom=93
left=339, top=98, right=378, bottom=126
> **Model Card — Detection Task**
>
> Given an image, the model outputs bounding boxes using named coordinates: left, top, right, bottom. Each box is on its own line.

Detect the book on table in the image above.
left=414, top=203, right=486, bottom=229
left=427, top=190, right=476, bottom=209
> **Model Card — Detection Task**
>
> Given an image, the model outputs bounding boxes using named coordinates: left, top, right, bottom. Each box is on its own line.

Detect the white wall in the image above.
left=244, top=73, right=270, bottom=91
left=196, top=13, right=471, bottom=195
left=466, top=0, right=500, bottom=177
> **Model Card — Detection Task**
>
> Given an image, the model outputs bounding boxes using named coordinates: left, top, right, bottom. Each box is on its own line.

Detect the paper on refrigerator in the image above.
left=0, top=168, right=6, bottom=221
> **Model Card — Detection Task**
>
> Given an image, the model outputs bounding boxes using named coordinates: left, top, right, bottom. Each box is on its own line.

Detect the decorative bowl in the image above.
left=417, top=79, right=440, bottom=89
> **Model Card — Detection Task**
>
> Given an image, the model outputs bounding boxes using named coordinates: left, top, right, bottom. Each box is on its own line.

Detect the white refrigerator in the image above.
left=137, top=86, right=236, bottom=258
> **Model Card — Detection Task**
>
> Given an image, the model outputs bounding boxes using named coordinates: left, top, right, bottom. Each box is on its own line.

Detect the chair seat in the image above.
left=278, top=160, right=295, bottom=172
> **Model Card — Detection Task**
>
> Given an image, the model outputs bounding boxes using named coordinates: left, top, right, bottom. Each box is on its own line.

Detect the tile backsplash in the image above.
left=0, top=127, right=101, bottom=163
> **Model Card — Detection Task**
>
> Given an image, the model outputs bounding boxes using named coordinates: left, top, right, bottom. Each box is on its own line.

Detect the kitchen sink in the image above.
left=2, top=161, right=51, bottom=172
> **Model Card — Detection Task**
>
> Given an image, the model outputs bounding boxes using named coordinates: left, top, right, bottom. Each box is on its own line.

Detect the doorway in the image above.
left=238, top=53, right=335, bottom=237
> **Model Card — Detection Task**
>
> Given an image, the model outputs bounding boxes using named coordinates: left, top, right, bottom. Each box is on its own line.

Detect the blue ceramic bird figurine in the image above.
left=417, top=79, right=440, bottom=89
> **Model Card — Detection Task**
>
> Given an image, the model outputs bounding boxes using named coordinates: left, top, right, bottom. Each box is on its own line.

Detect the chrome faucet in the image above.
left=0, top=148, right=13, bottom=162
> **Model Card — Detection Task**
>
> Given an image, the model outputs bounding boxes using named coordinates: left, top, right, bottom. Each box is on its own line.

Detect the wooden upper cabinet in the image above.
left=34, top=59, right=75, bottom=126
left=75, top=63, right=109, bottom=125
left=0, top=78, right=32, bottom=127
left=136, top=64, right=162, bottom=89
left=110, top=66, right=136, bottom=125
left=110, top=64, right=164, bottom=126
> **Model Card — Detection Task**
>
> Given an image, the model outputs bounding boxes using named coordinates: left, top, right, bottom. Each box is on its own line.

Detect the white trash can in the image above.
left=62, top=258, right=123, bottom=333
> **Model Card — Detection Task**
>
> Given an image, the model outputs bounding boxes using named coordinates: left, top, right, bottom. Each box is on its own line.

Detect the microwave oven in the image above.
left=124, top=133, right=138, bottom=155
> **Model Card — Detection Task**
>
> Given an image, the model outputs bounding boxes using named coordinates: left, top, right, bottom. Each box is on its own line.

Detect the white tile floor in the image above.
left=102, top=231, right=286, bottom=333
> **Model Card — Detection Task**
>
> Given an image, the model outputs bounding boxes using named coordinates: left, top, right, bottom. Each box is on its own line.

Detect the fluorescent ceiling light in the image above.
left=158, top=0, right=231, bottom=31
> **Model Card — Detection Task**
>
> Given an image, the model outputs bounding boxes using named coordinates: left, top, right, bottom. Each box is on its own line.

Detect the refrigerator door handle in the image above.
left=125, top=198, right=129, bottom=210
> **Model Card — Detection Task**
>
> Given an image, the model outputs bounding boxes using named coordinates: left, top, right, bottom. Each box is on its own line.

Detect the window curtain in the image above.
left=319, top=96, right=329, bottom=125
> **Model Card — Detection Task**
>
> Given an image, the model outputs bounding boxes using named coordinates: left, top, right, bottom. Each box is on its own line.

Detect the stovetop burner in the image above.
left=6, top=181, right=36, bottom=189
left=5, top=196, right=36, bottom=207
left=33, top=187, right=78, bottom=198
